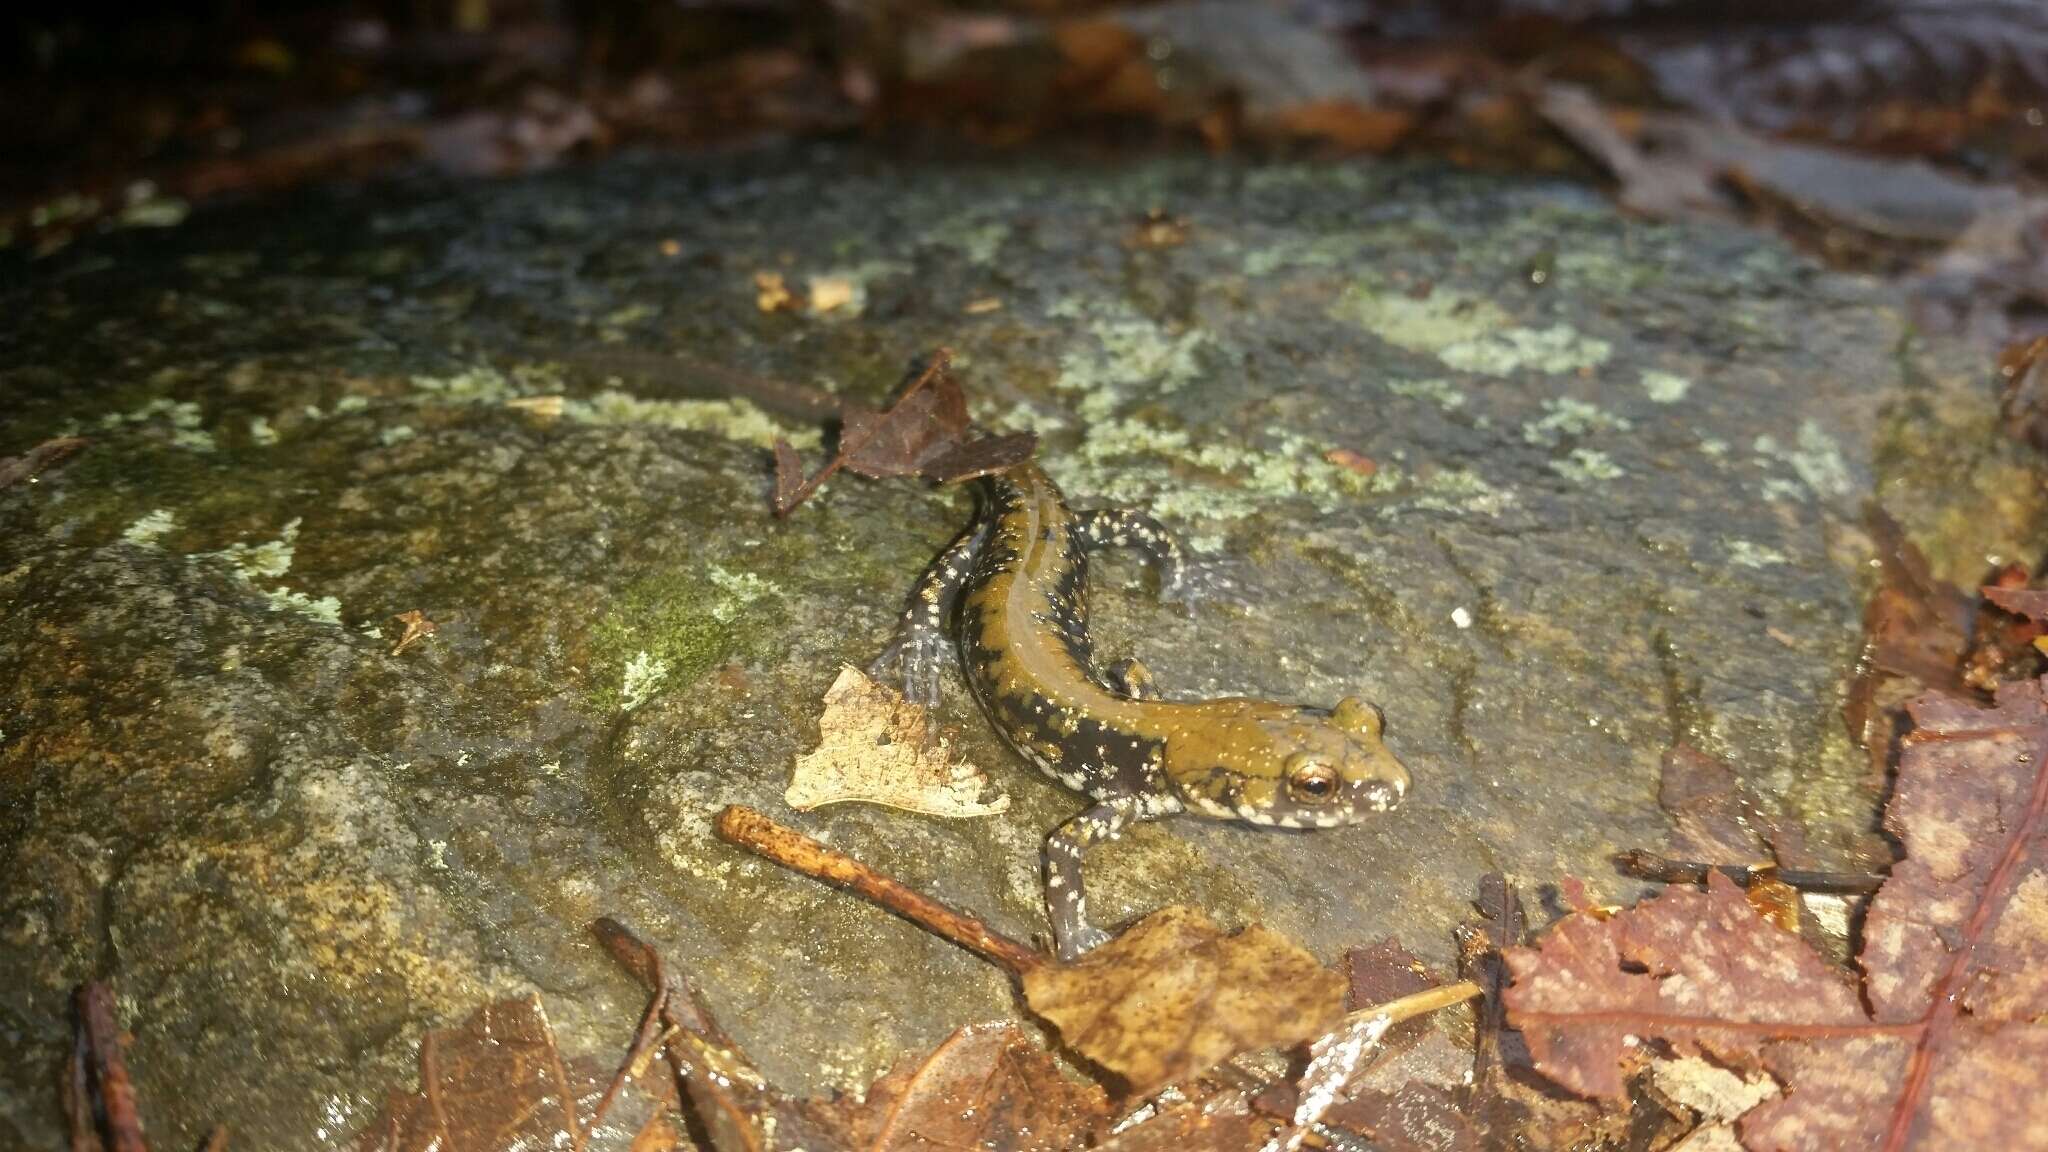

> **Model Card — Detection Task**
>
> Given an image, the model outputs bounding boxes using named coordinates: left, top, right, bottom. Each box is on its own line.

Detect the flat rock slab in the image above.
left=0, top=148, right=2036, bottom=1150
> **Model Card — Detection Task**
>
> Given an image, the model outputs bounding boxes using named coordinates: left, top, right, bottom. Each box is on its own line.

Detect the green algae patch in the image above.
left=1550, top=448, right=1624, bottom=483
left=122, top=509, right=178, bottom=548
left=195, top=517, right=343, bottom=625
left=1522, top=397, right=1633, bottom=446
left=1052, top=301, right=1212, bottom=418
left=1642, top=370, right=1692, bottom=403
left=1332, top=280, right=1610, bottom=377
left=1332, top=282, right=1509, bottom=359
left=588, top=563, right=785, bottom=712
left=1054, top=415, right=1393, bottom=538
left=562, top=391, right=822, bottom=452
left=1440, top=324, right=1611, bottom=377
left=1754, top=421, right=1854, bottom=501
left=98, top=397, right=217, bottom=452
left=1384, top=377, right=1467, bottom=410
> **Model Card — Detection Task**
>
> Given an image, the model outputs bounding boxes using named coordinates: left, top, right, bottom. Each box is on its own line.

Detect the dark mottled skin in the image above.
left=876, top=463, right=1410, bottom=959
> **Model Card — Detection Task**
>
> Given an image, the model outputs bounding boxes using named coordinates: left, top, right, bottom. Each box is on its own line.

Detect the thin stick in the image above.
left=1616, top=849, right=1885, bottom=894
left=77, top=984, right=148, bottom=1152
left=589, top=984, right=669, bottom=1130
left=714, top=805, right=1043, bottom=977
left=1346, top=980, right=1483, bottom=1029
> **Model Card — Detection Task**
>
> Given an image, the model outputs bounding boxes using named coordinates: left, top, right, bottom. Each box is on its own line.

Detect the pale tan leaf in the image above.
left=786, top=665, right=1008, bottom=818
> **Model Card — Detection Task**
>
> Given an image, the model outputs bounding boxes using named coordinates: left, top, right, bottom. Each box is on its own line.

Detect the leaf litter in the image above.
left=1505, top=677, right=2048, bottom=1150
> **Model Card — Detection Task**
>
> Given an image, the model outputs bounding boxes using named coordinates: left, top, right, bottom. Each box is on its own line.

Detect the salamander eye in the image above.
left=1286, top=759, right=1340, bottom=803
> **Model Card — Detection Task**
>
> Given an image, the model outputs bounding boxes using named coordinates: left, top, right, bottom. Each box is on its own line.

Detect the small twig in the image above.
left=64, top=1000, right=97, bottom=1152
left=1466, top=872, right=1523, bottom=1102
left=76, top=985, right=148, bottom=1152
left=533, top=1000, right=586, bottom=1152
left=1616, top=849, right=1885, bottom=894
left=1345, top=981, right=1483, bottom=1029
left=422, top=1029, right=447, bottom=1152
left=713, top=804, right=1044, bottom=977
left=589, top=983, right=670, bottom=1130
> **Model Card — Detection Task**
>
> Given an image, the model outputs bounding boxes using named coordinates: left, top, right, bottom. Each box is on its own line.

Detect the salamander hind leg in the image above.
left=1043, top=795, right=1141, bottom=961
left=1074, top=508, right=1237, bottom=611
left=869, top=522, right=988, bottom=709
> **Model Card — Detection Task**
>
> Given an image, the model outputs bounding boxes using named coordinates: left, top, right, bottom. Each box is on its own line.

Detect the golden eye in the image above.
left=1288, top=761, right=1339, bottom=803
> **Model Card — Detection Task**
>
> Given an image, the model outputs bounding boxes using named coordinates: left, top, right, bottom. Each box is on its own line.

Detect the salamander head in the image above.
left=1166, top=696, right=1410, bottom=828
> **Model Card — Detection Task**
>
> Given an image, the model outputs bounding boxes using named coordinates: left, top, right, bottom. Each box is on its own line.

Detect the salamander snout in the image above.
left=1327, top=695, right=1410, bottom=814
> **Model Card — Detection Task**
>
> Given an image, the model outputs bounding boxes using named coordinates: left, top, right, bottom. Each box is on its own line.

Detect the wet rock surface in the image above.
left=1, top=147, right=2037, bottom=1149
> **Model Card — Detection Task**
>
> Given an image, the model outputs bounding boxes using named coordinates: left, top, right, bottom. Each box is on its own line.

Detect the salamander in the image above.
left=874, top=462, right=1411, bottom=960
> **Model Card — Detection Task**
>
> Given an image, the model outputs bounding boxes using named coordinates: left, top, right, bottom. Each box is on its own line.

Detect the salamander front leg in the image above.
left=1074, top=508, right=1235, bottom=611
left=1043, top=795, right=1141, bottom=961
left=1106, top=656, right=1160, bottom=700
left=869, top=522, right=988, bottom=709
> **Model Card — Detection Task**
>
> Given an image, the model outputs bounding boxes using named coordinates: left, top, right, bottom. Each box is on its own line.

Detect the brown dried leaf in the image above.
left=838, top=364, right=970, bottom=481
left=916, top=431, right=1038, bottom=485
left=587, top=918, right=850, bottom=1152
left=0, top=436, right=89, bottom=490
left=1508, top=677, right=2048, bottom=1149
left=1021, top=905, right=1345, bottom=1097
left=868, top=1023, right=1107, bottom=1152
left=785, top=664, right=1008, bottom=818
left=1658, top=744, right=1773, bottom=863
left=1845, top=511, right=1974, bottom=748
left=1321, top=1081, right=1478, bottom=1152
left=1985, top=584, right=2048, bottom=625
left=1343, top=938, right=1434, bottom=1011
left=1503, top=871, right=1865, bottom=1100
left=770, top=353, right=1030, bottom=515
left=390, top=609, right=438, bottom=657
left=351, top=994, right=679, bottom=1152
left=755, top=271, right=796, bottom=313
left=1860, top=684, right=2048, bottom=1026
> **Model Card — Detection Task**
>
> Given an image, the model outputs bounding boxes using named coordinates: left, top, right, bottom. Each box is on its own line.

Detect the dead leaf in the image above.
left=1323, top=448, right=1377, bottom=477
left=806, top=275, right=856, bottom=314
left=390, top=609, right=437, bottom=657
left=1845, top=511, right=1973, bottom=753
left=771, top=352, right=1037, bottom=515
left=0, top=436, right=89, bottom=490
left=1021, top=905, right=1345, bottom=1097
left=754, top=271, right=795, bottom=313
left=351, top=994, right=678, bottom=1152
left=1608, top=0, right=2048, bottom=141
left=785, top=665, right=1008, bottom=817
left=1504, top=871, right=1865, bottom=1101
left=1320, top=1081, right=1478, bottom=1152
left=1093, top=1090, right=1276, bottom=1152
left=505, top=395, right=566, bottom=419
left=1507, top=678, right=2048, bottom=1150
left=867, top=1023, right=1106, bottom=1152
left=1343, top=939, right=1434, bottom=1012
left=1658, top=744, right=1774, bottom=864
